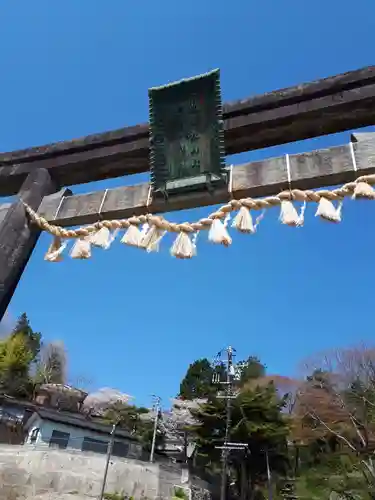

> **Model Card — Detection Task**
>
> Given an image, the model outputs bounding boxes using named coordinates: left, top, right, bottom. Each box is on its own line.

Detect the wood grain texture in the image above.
left=37, top=135, right=375, bottom=227
left=0, top=170, right=61, bottom=321
left=0, top=204, right=11, bottom=226
left=1, top=66, right=375, bottom=196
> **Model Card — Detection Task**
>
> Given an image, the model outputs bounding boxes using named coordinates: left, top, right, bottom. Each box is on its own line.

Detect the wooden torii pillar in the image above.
left=0, top=170, right=67, bottom=320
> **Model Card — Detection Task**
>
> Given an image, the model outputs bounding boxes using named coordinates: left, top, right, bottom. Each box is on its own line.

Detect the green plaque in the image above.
left=149, top=69, right=227, bottom=196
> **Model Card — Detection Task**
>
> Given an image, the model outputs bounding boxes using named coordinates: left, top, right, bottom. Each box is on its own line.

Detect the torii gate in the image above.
left=1, top=65, right=375, bottom=321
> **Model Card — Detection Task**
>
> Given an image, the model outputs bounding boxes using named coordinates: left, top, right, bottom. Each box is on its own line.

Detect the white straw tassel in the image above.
left=121, top=225, right=143, bottom=247
left=279, top=200, right=304, bottom=227
left=208, top=219, right=232, bottom=247
left=315, top=197, right=342, bottom=223
left=90, top=227, right=112, bottom=249
left=170, top=232, right=195, bottom=259
left=140, top=222, right=149, bottom=236
left=232, top=206, right=255, bottom=234
left=44, top=237, right=67, bottom=262
left=70, top=238, right=91, bottom=259
left=140, top=225, right=166, bottom=253
left=223, top=213, right=231, bottom=228
left=353, top=181, right=375, bottom=200
left=192, top=232, right=199, bottom=256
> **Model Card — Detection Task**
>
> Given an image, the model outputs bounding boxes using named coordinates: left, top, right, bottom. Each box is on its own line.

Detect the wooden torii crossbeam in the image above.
left=35, top=132, right=375, bottom=227
left=1, top=66, right=375, bottom=321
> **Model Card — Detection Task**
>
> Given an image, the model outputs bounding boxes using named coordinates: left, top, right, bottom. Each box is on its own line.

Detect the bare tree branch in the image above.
left=307, top=411, right=357, bottom=452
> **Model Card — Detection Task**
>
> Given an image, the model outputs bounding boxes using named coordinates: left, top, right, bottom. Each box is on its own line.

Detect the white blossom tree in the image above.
left=82, top=387, right=134, bottom=416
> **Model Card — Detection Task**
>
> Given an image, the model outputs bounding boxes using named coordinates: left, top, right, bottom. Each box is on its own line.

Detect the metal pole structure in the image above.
left=214, top=346, right=247, bottom=500
left=220, top=346, right=233, bottom=500
left=149, top=395, right=161, bottom=463
left=99, top=423, right=116, bottom=500
left=213, top=346, right=248, bottom=500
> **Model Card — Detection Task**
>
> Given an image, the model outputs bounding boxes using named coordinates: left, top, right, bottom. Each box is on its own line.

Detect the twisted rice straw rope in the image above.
left=22, top=173, right=375, bottom=239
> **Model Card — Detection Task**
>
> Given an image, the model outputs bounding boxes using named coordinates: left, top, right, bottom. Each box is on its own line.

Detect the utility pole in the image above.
left=265, top=447, right=273, bottom=500
left=149, top=395, right=161, bottom=463
left=220, top=346, right=233, bottom=500
left=99, top=423, right=116, bottom=500
left=213, top=346, right=247, bottom=500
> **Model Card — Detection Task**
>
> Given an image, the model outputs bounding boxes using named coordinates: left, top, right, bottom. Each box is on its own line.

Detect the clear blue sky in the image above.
left=1, top=0, right=375, bottom=408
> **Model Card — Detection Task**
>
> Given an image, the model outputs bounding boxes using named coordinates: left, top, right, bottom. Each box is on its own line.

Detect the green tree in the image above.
left=103, top=401, right=147, bottom=431
left=179, top=358, right=216, bottom=400
left=0, top=314, right=69, bottom=399
left=102, top=402, right=165, bottom=452
left=0, top=333, right=33, bottom=397
left=190, top=380, right=290, bottom=499
left=12, top=313, right=41, bottom=362
left=290, top=346, right=375, bottom=498
left=236, top=356, right=266, bottom=387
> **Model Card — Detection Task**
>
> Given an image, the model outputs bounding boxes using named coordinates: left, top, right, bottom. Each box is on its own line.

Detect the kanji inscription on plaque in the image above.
left=149, top=70, right=227, bottom=196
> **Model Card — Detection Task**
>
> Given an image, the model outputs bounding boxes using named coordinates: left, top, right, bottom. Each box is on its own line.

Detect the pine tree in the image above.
left=12, top=313, right=41, bottom=362
left=179, top=358, right=216, bottom=400
left=102, top=402, right=165, bottom=452
left=190, top=380, right=290, bottom=496
left=0, top=333, right=33, bottom=397
left=236, top=356, right=266, bottom=386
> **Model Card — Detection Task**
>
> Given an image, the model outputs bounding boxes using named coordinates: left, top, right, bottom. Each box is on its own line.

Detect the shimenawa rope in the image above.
left=24, top=173, right=375, bottom=261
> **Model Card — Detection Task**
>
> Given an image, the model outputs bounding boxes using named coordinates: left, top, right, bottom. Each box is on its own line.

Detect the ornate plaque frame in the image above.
left=149, top=70, right=227, bottom=197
